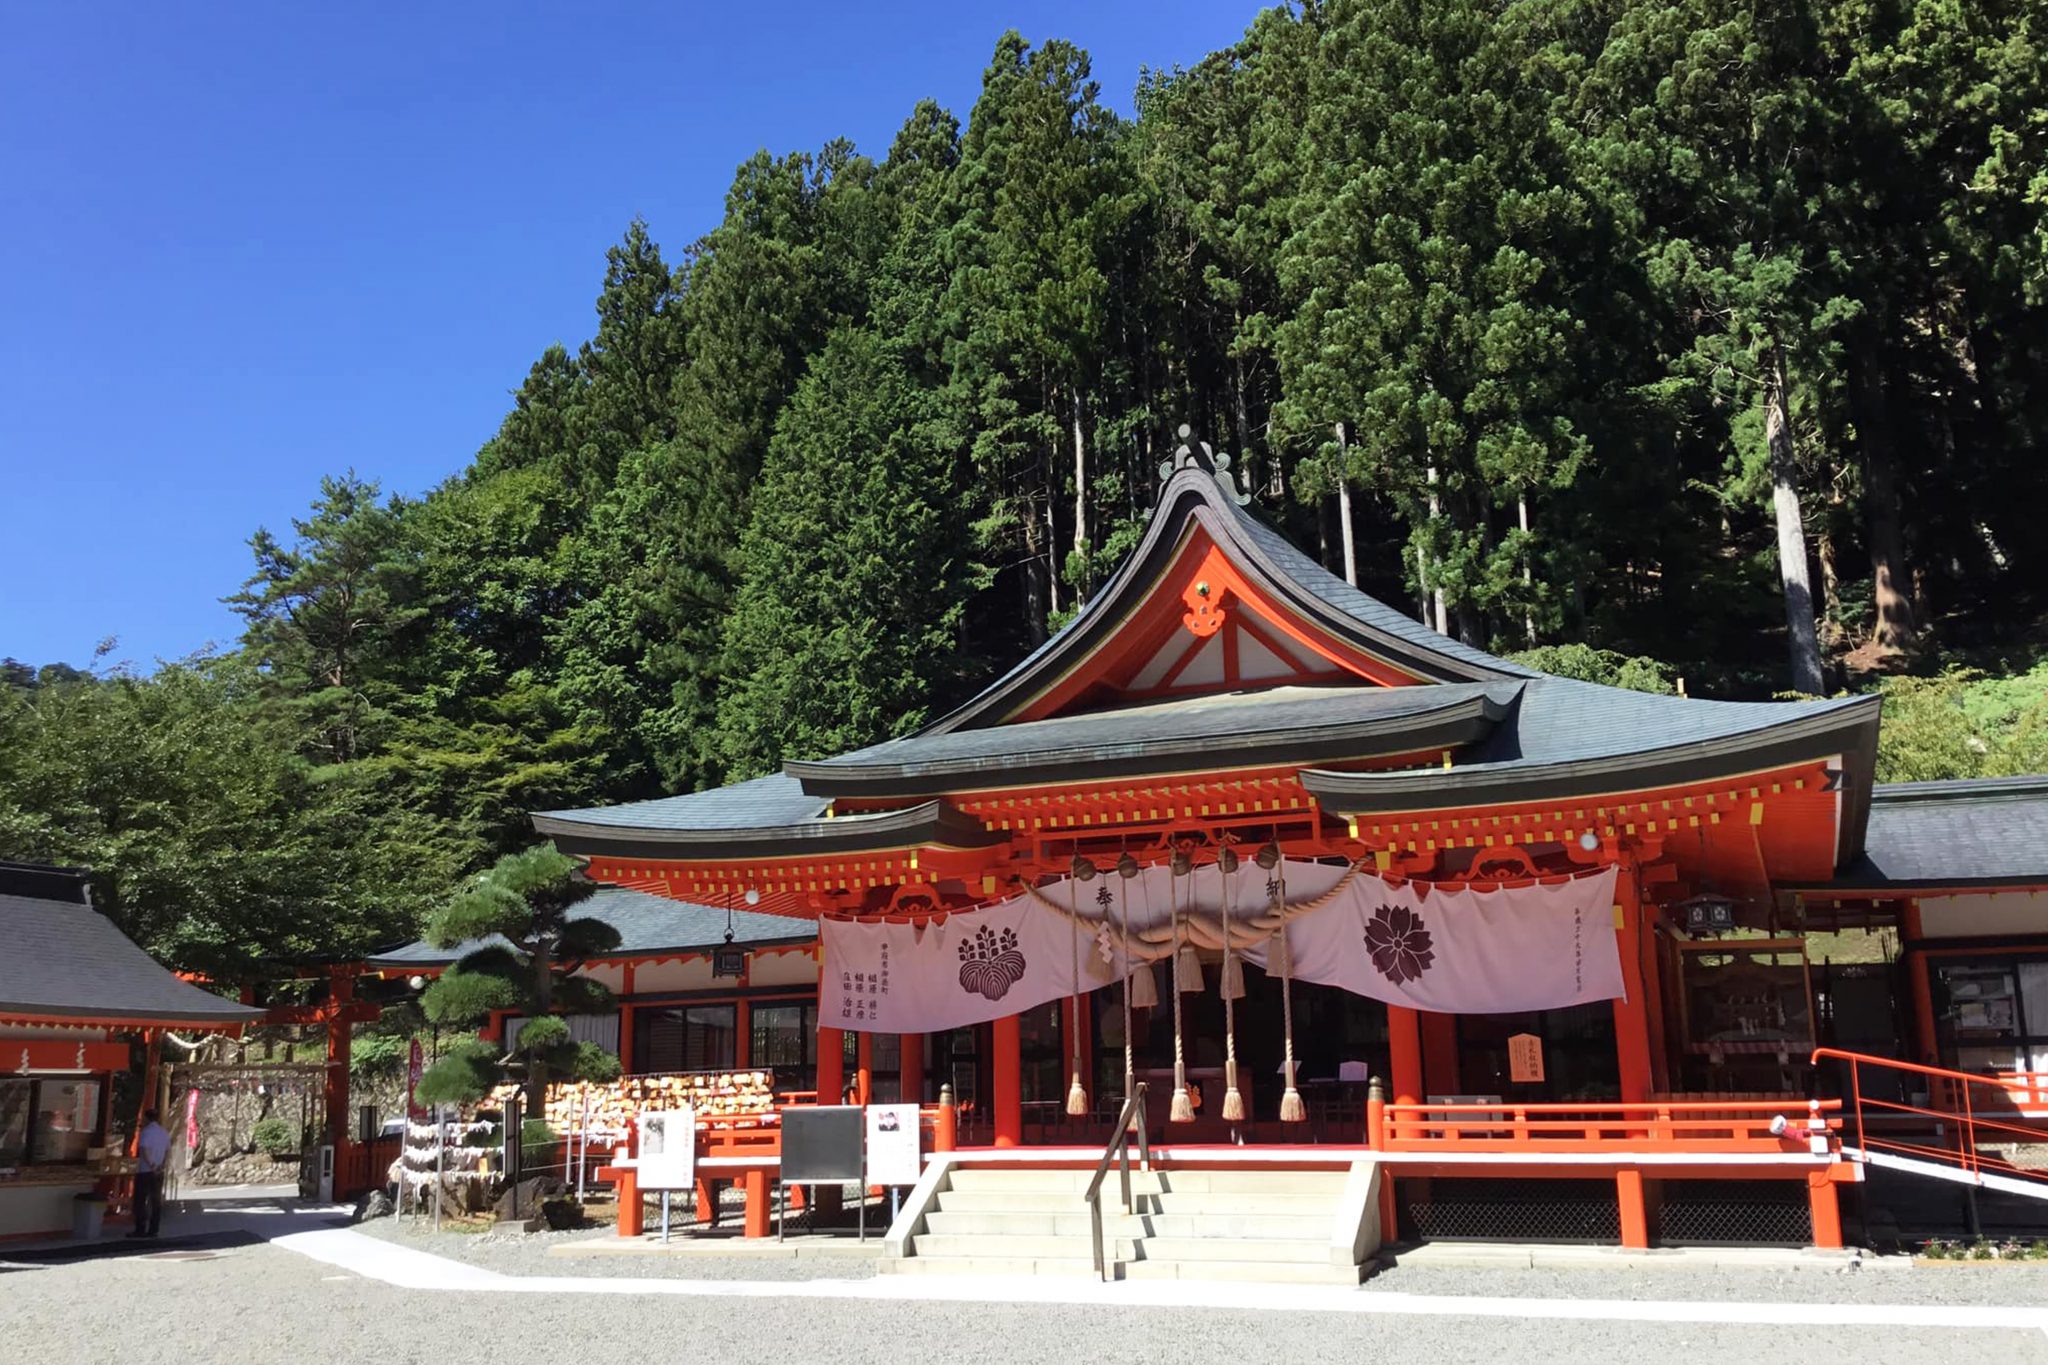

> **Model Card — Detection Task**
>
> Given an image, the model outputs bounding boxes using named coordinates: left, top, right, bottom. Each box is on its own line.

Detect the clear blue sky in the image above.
left=0, top=2, right=1258, bottom=671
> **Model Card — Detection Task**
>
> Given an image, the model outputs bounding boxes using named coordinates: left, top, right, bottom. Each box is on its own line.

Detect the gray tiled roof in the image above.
left=366, top=885, right=814, bottom=968
left=535, top=772, right=824, bottom=832
left=796, top=681, right=1516, bottom=780
left=1473, top=677, right=1868, bottom=768
left=1818, top=776, right=2048, bottom=890
left=0, top=880, right=264, bottom=1027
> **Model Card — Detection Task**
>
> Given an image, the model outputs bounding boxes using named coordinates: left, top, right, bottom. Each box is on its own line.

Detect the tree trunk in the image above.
left=1230, top=339, right=1253, bottom=491
left=1334, top=422, right=1358, bottom=587
left=1856, top=362, right=1918, bottom=652
left=1414, top=543, right=1431, bottom=624
left=1022, top=496, right=1049, bottom=646
left=1765, top=340, right=1826, bottom=695
left=1518, top=494, right=1536, bottom=645
left=1426, top=465, right=1448, bottom=634
left=1072, top=388, right=1089, bottom=594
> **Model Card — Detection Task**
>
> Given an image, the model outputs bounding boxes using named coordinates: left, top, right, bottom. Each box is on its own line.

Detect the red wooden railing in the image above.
left=1378, top=1097, right=1840, bottom=1153
left=1811, top=1047, right=2048, bottom=1192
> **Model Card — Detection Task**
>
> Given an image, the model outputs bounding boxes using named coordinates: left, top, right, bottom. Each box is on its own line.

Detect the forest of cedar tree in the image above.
left=3, top=3, right=2046, bottom=979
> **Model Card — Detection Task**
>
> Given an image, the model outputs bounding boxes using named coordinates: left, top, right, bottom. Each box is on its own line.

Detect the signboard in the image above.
left=781, top=1105, right=864, bottom=1183
left=1508, top=1033, right=1546, bottom=1085
left=406, top=1039, right=425, bottom=1122
left=864, top=1104, right=921, bottom=1186
left=635, top=1107, right=696, bottom=1191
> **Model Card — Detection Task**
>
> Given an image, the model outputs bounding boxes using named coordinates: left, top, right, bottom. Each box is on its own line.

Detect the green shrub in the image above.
left=250, top=1117, right=300, bottom=1156
left=520, top=1119, right=557, bottom=1149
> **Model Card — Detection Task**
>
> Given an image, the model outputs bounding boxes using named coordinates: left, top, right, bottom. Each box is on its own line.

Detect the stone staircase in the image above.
left=882, top=1165, right=1377, bottom=1283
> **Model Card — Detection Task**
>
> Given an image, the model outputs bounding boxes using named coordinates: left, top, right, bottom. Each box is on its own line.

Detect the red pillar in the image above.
left=898, top=1033, right=924, bottom=1104
left=816, top=1024, right=846, bottom=1106
left=1617, top=1168, right=1651, bottom=1249
left=1387, top=1006, right=1424, bottom=1104
left=734, top=999, right=751, bottom=1069
left=1807, top=1169, right=1844, bottom=1249
left=992, top=1014, right=1023, bottom=1147
left=324, top=972, right=354, bottom=1152
left=1904, top=901, right=1940, bottom=1067
left=618, top=963, right=637, bottom=1074
left=1611, top=861, right=1656, bottom=1105
left=1419, top=1011, right=1460, bottom=1097
left=856, top=1032, right=873, bottom=1106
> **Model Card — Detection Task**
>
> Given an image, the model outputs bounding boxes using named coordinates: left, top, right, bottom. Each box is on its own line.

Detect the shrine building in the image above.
left=369, top=435, right=2048, bottom=1251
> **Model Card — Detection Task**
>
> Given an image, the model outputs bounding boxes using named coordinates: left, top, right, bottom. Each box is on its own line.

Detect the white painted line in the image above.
left=266, top=1227, right=2048, bottom=1334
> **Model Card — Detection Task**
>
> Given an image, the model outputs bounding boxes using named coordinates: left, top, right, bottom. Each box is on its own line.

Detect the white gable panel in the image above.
left=1235, top=627, right=1293, bottom=681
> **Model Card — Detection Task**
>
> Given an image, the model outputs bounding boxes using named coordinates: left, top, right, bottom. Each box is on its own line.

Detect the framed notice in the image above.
left=781, top=1105, right=864, bottom=1183
left=865, top=1104, right=921, bottom=1186
left=636, top=1107, right=696, bottom=1191
left=1508, top=1033, right=1546, bottom=1084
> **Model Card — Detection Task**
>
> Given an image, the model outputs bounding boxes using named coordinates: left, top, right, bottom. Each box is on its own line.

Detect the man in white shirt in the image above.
left=130, top=1109, right=170, bottom=1239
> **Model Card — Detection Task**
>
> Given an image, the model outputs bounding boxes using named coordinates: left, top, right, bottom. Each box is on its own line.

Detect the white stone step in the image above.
left=911, top=1233, right=1139, bottom=1260
left=943, top=1168, right=1165, bottom=1194
left=1135, top=1236, right=1328, bottom=1264
left=1119, top=1257, right=1364, bottom=1285
left=932, top=1189, right=1093, bottom=1213
left=879, top=1255, right=1105, bottom=1278
left=1146, top=1191, right=1336, bottom=1215
left=923, top=1210, right=1154, bottom=1238
left=941, top=1167, right=1345, bottom=1196
left=922, top=1208, right=1331, bottom=1240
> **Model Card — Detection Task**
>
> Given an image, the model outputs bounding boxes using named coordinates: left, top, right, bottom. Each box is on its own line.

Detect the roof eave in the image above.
left=1299, top=697, right=1881, bottom=824
left=785, top=693, right=1511, bottom=799
left=533, top=799, right=1007, bottom=863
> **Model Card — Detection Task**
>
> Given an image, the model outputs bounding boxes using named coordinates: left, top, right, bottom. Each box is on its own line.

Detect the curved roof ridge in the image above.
left=918, top=464, right=1533, bottom=736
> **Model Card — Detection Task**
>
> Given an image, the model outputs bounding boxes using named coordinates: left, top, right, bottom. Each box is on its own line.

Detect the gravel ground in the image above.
left=354, top=1212, right=883, bottom=1281
left=5, top=1235, right=2045, bottom=1365
left=351, top=1212, right=2048, bottom=1305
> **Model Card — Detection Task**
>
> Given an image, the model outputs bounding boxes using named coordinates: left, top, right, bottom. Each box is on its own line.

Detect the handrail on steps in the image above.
left=1083, top=1083, right=1151, bottom=1282
left=1810, top=1047, right=2048, bottom=1189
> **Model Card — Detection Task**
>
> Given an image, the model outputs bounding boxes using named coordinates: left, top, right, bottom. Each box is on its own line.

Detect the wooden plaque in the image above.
left=1507, top=1033, right=1545, bottom=1084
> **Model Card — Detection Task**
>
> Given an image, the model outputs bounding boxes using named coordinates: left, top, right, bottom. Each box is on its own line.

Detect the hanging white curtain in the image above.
left=819, top=860, right=1623, bottom=1033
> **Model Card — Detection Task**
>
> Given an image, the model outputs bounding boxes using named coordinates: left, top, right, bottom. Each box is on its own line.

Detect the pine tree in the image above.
left=416, top=844, right=623, bottom=1112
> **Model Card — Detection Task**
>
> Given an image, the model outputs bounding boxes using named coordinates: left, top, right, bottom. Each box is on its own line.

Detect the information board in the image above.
left=781, top=1105, right=864, bottom=1183
left=864, top=1104, right=921, bottom=1185
left=635, top=1107, right=696, bottom=1191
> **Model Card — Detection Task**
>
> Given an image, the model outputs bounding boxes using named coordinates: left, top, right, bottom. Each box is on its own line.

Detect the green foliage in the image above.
left=414, top=845, right=620, bottom=1110
left=250, top=1117, right=300, bottom=1156
left=4, top=7, right=2047, bottom=993
left=415, top=1037, right=500, bottom=1107
left=1874, top=663, right=2048, bottom=783
left=1508, top=646, right=1678, bottom=695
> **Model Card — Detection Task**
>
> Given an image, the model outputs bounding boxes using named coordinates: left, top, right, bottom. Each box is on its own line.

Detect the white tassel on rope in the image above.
left=1219, top=847, right=1245, bottom=1123
left=1130, top=959, right=1160, bottom=1009
left=1168, top=851, right=1195, bottom=1124
left=1117, top=853, right=1142, bottom=1130
left=1065, top=858, right=1091, bottom=1117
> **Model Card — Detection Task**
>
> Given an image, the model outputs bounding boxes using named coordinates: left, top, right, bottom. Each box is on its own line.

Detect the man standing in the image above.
left=129, top=1109, right=170, bottom=1239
